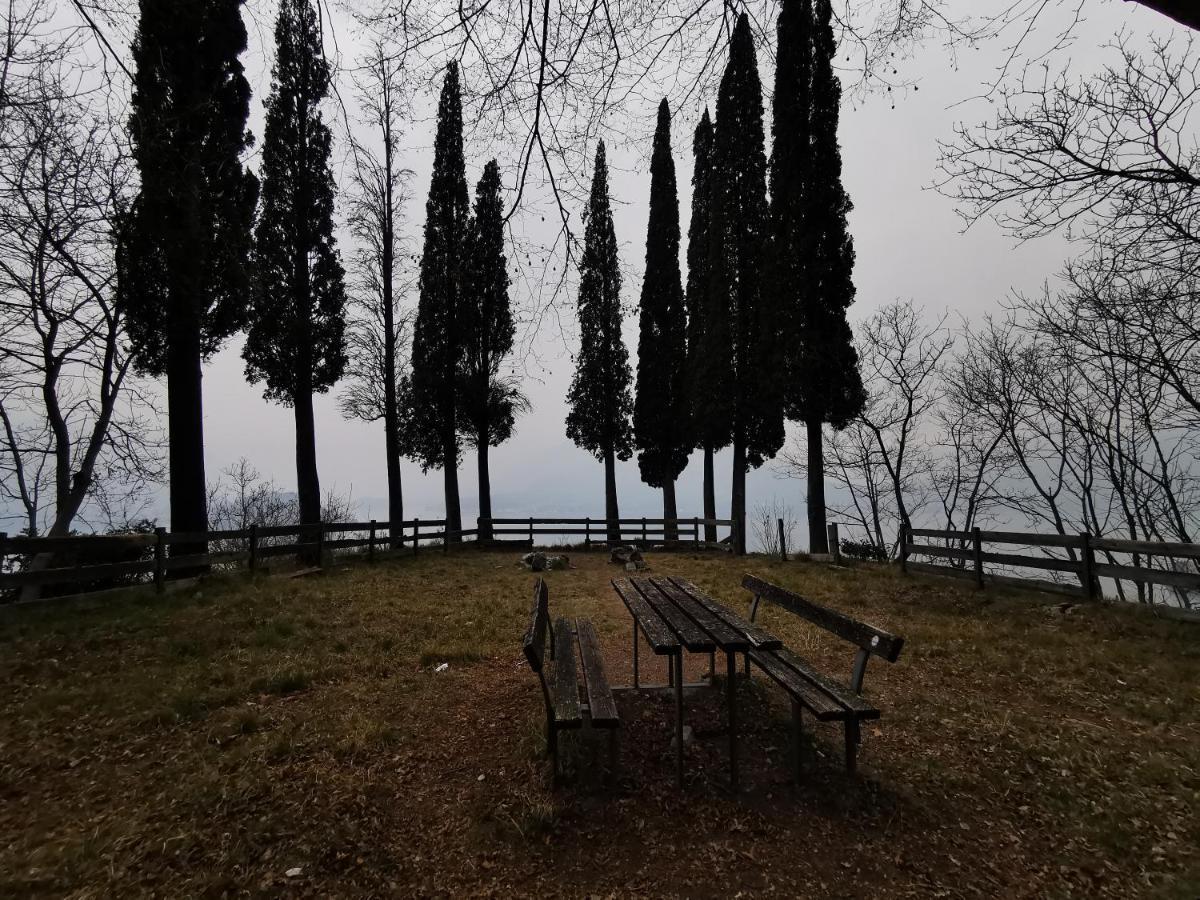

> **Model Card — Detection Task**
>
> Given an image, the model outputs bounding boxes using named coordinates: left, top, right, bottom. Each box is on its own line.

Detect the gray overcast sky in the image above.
left=185, top=0, right=1186, bottom=546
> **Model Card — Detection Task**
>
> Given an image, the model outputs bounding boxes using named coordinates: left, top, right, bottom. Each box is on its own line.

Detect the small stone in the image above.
left=285, top=867, right=303, bottom=878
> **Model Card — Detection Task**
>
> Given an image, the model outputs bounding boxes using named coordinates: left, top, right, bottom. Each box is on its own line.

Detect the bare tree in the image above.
left=0, top=72, right=161, bottom=542
left=339, top=38, right=416, bottom=545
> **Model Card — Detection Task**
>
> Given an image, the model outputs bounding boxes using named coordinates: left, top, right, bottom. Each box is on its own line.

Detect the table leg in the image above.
left=726, top=651, right=739, bottom=791
left=674, top=652, right=684, bottom=788
left=632, top=619, right=640, bottom=689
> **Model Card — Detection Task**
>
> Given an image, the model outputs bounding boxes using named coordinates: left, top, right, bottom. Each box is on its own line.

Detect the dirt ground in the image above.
left=1, top=549, right=1197, bottom=898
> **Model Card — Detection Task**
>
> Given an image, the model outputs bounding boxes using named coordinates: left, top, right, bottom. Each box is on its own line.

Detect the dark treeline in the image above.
left=5, top=0, right=865, bottom=557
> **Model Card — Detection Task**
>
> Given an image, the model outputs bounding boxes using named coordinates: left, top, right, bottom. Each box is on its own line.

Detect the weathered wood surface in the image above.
left=522, top=579, right=549, bottom=672
left=768, top=646, right=880, bottom=719
left=748, top=650, right=850, bottom=721
left=1093, top=562, right=1200, bottom=591
left=631, top=577, right=714, bottom=651
left=742, top=574, right=904, bottom=662
left=668, top=577, right=782, bottom=650
left=611, top=578, right=678, bottom=653
left=576, top=619, right=619, bottom=726
left=1091, top=537, right=1200, bottom=558
left=551, top=616, right=582, bottom=726
left=651, top=577, right=748, bottom=650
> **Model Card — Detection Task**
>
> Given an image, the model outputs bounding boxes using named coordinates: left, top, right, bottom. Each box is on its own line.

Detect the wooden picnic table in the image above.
left=610, top=575, right=782, bottom=789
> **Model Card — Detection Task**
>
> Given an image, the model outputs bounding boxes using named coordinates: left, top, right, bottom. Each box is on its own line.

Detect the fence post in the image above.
left=368, top=519, right=376, bottom=563
left=248, top=523, right=258, bottom=573
left=972, top=526, right=984, bottom=590
left=413, top=518, right=419, bottom=554
left=1080, top=532, right=1098, bottom=601
left=828, top=523, right=840, bottom=566
left=777, top=518, right=787, bottom=562
left=694, top=517, right=700, bottom=548
left=899, top=524, right=910, bottom=574
left=529, top=517, right=534, bottom=546
left=585, top=517, right=591, bottom=550
left=316, top=521, right=326, bottom=569
left=154, top=527, right=166, bottom=594
left=641, top=517, right=647, bottom=545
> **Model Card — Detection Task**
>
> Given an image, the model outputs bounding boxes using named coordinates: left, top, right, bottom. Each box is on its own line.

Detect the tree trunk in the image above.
left=731, top=435, right=746, bottom=555
left=703, top=444, right=716, bottom=542
left=806, top=418, right=828, bottom=554
left=477, top=435, right=492, bottom=540
left=294, top=377, right=322, bottom=563
left=663, top=478, right=678, bottom=542
left=167, top=321, right=208, bottom=569
left=382, top=88, right=402, bottom=549
left=443, top=434, right=462, bottom=542
left=604, top=447, right=620, bottom=544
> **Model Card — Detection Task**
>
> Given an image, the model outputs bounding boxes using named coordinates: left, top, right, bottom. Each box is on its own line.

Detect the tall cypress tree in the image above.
left=633, top=100, right=689, bottom=540
left=412, top=63, right=470, bottom=539
left=777, top=0, right=865, bottom=553
left=566, top=140, right=633, bottom=544
left=460, top=160, right=523, bottom=540
left=706, top=14, right=784, bottom=554
left=243, top=0, right=347, bottom=539
left=124, top=0, right=258, bottom=554
left=685, top=108, right=721, bottom=543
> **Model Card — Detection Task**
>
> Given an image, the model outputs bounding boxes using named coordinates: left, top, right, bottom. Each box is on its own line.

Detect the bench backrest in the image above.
left=522, top=578, right=551, bottom=672
left=742, top=574, right=904, bottom=663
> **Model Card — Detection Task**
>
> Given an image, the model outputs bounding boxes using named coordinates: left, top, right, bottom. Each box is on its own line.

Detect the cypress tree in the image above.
left=707, top=14, right=784, bottom=554
left=685, top=108, right=721, bottom=543
left=633, top=100, right=689, bottom=540
left=460, top=160, right=523, bottom=540
left=412, top=63, right=470, bottom=540
left=566, top=140, right=633, bottom=544
left=123, top=0, right=258, bottom=554
left=777, top=0, right=865, bottom=553
left=243, top=0, right=347, bottom=541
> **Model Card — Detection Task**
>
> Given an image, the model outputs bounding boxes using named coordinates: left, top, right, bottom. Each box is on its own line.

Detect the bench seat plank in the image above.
left=652, top=578, right=748, bottom=650
left=576, top=619, right=619, bottom=727
left=748, top=649, right=850, bottom=721
left=632, top=577, right=715, bottom=651
left=768, top=646, right=881, bottom=720
left=612, top=578, right=678, bottom=654
left=669, top=577, right=782, bottom=651
left=552, top=616, right=583, bottom=727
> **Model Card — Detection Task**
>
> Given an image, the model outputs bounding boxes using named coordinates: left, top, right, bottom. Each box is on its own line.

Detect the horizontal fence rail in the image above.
left=0, top=515, right=738, bottom=602
left=899, top=525, right=1200, bottom=607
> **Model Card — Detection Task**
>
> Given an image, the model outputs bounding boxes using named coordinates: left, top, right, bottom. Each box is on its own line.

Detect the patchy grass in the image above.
left=0, top=550, right=1197, bottom=897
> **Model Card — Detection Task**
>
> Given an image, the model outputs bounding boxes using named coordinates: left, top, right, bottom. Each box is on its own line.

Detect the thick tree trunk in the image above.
left=443, top=435, right=462, bottom=541
left=167, top=322, right=208, bottom=568
left=604, top=447, right=620, bottom=544
left=663, top=478, right=678, bottom=542
left=703, top=444, right=716, bottom=542
left=294, top=379, right=322, bottom=563
left=477, top=435, right=492, bottom=539
left=731, top=435, right=746, bottom=555
left=806, top=418, right=828, bottom=554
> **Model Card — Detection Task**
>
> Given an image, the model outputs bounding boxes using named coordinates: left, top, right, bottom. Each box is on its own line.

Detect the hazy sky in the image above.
left=153, top=1, right=1187, bottom=547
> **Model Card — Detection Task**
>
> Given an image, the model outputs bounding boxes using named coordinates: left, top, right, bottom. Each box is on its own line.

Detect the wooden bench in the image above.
left=521, top=578, right=619, bottom=781
left=741, top=574, right=905, bottom=778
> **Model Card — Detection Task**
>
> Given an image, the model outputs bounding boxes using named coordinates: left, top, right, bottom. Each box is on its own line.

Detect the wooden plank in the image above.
left=611, top=579, right=678, bottom=654
left=979, top=550, right=1081, bottom=574
left=906, top=560, right=1085, bottom=597
left=909, top=528, right=971, bottom=540
left=1094, top=562, right=1200, bottom=591
left=651, top=577, right=747, bottom=650
left=522, top=579, right=549, bottom=672
left=0, top=558, right=156, bottom=587
left=551, top=617, right=582, bottom=726
left=631, top=578, right=714, bottom=651
left=747, top=650, right=850, bottom=721
left=769, top=646, right=880, bottom=719
left=1091, top=538, right=1200, bottom=559
left=668, top=577, right=782, bottom=650
left=742, top=574, right=904, bottom=662
left=907, top=543, right=973, bottom=561
left=575, top=619, right=619, bottom=726
left=976, top=530, right=1083, bottom=548
left=0, top=533, right=156, bottom=553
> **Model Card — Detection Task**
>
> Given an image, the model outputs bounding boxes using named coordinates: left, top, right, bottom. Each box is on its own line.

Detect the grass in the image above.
left=0, top=549, right=1197, bottom=897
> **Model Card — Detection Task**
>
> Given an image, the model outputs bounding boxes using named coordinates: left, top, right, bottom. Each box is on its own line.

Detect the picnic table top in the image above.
left=610, top=575, right=783, bottom=655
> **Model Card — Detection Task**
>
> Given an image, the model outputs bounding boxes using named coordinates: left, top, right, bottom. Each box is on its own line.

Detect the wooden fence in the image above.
left=900, top=524, right=1200, bottom=604
left=0, top=516, right=736, bottom=601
